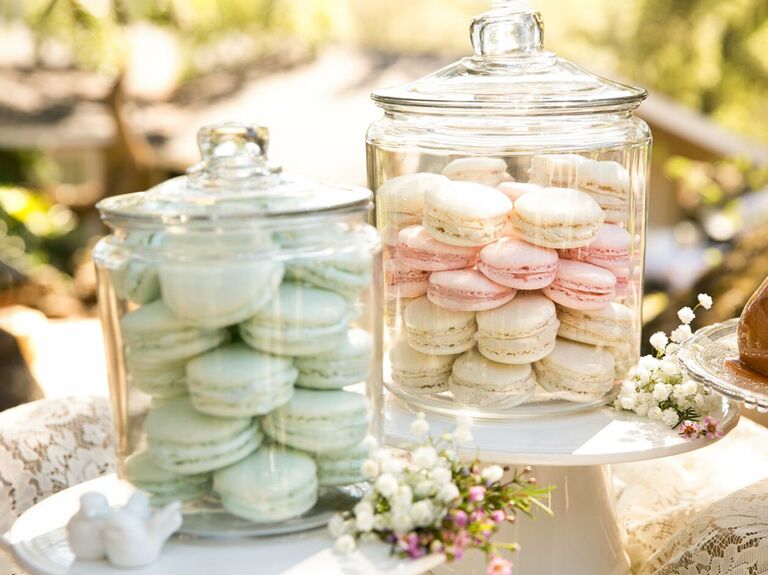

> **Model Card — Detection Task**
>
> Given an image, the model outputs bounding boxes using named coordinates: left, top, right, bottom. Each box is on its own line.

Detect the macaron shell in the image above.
left=534, top=338, right=615, bottom=402
left=423, top=181, right=512, bottom=247
left=510, top=188, right=604, bottom=249
left=403, top=296, right=477, bottom=356
left=441, top=157, right=512, bottom=187
left=125, top=450, right=210, bottom=505
left=529, top=154, right=587, bottom=188
left=398, top=225, right=479, bottom=271
left=478, top=238, right=559, bottom=290
left=389, top=339, right=457, bottom=393
left=377, top=173, right=450, bottom=227
left=449, top=348, right=535, bottom=408
left=577, top=160, right=630, bottom=224
left=428, top=269, right=516, bottom=312
left=543, top=260, right=616, bottom=310
left=497, top=182, right=543, bottom=203
left=296, top=328, right=373, bottom=389
left=384, top=259, right=429, bottom=298
left=559, top=223, right=630, bottom=270
left=556, top=302, right=634, bottom=346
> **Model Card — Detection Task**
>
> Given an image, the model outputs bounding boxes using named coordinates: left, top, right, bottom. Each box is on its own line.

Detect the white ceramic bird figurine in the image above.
left=102, top=493, right=182, bottom=568
left=66, top=493, right=111, bottom=560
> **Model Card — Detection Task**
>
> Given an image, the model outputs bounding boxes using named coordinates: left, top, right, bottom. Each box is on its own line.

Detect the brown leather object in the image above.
left=738, top=276, right=768, bottom=378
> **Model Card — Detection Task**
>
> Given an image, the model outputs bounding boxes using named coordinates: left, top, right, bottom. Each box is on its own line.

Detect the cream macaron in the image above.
left=403, top=296, right=477, bottom=356
left=389, top=338, right=457, bottom=394
left=449, top=348, right=535, bottom=409
left=476, top=293, right=559, bottom=364
left=529, top=154, right=587, bottom=188
left=377, top=173, right=450, bottom=228
left=534, top=338, right=615, bottom=403
left=577, top=160, right=630, bottom=223
left=556, top=302, right=634, bottom=347
left=441, top=157, right=512, bottom=187
left=509, top=187, right=604, bottom=249
left=423, top=181, right=512, bottom=247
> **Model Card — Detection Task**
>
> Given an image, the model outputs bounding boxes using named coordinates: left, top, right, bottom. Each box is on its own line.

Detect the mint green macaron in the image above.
left=295, top=328, right=373, bottom=390
left=125, top=449, right=210, bottom=505
left=186, top=344, right=297, bottom=417
left=315, top=436, right=374, bottom=486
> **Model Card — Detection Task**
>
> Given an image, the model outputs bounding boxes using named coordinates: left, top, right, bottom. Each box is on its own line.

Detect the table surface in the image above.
left=385, top=395, right=740, bottom=466
left=2, top=476, right=444, bottom=575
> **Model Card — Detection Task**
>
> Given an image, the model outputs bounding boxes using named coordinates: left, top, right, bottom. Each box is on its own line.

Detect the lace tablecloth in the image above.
left=2, top=397, right=768, bottom=574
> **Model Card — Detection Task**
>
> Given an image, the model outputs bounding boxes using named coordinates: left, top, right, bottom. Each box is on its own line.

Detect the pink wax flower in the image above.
left=469, top=486, right=486, bottom=503
left=491, top=510, right=506, bottom=524
left=452, top=509, right=468, bottom=528
left=701, top=416, right=724, bottom=439
left=678, top=420, right=701, bottom=440
left=470, top=509, right=485, bottom=524
left=487, top=554, right=513, bottom=575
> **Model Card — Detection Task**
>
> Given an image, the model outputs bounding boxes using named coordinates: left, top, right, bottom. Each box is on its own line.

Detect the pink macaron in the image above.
left=398, top=226, right=479, bottom=272
left=543, top=260, right=616, bottom=310
left=613, top=266, right=630, bottom=298
left=428, top=269, right=516, bottom=311
left=478, top=238, right=559, bottom=290
left=385, top=259, right=429, bottom=298
left=560, top=224, right=630, bottom=270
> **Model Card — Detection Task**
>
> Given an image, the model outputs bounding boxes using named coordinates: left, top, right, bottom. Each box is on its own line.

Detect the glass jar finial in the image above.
left=471, top=7, right=544, bottom=57
left=191, top=122, right=281, bottom=182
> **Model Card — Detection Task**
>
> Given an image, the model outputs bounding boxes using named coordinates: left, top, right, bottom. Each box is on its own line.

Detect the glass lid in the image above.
left=372, top=6, right=647, bottom=114
left=97, top=123, right=371, bottom=226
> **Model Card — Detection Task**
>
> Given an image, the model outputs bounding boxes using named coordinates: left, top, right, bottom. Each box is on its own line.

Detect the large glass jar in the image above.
left=93, top=123, right=382, bottom=536
left=367, top=7, right=651, bottom=418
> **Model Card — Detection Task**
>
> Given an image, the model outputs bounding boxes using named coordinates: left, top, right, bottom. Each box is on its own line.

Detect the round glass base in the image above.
left=384, top=382, right=613, bottom=421
left=178, top=484, right=365, bottom=538
left=680, top=318, right=768, bottom=411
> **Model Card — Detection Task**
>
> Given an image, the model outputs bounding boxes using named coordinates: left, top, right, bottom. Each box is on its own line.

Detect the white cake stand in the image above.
left=385, top=394, right=739, bottom=575
left=2, top=475, right=444, bottom=575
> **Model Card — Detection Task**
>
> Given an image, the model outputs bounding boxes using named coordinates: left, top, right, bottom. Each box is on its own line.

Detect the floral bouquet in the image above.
left=614, top=293, right=724, bottom=439
left=330, top=414, right=552, bottom=573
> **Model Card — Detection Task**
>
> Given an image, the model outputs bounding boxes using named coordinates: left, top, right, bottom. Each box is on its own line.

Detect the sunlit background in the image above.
left=1, top=0, right=767, bottom=408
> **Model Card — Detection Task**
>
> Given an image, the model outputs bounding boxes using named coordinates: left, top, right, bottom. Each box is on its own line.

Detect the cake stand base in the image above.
left=434, top=465, right=629, bottom=575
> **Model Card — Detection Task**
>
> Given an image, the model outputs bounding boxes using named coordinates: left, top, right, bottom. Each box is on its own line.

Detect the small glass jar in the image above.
left=93, top=123, right=382, bottom=536
left=367, top=7, right=651, bottom=418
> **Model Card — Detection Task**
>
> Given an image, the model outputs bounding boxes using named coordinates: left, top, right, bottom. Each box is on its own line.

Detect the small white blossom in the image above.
left=329, top=514, right=349, bottom=537
left=431, top=466, right=452, bottom=485
left=410, top=500, right=434, bottom=527
left=372, top=447, right=392, bottom=463
left=373, top=514, right=388, bottom=531
left=438, top=482, right=460, bottom=503
left=381, top=456, right=404, bottom=475
left=410, top=414, right=430, bottom=438
left=647, top=406, right=663, bottom=421
left=393, top=485, right=413, bottom=507
left=481, top=465, right=504, bottom=483
left=354, top=501, right=373, bottom=516
left=355, top=512, right=374, bottom=532
left=666, top=342, right=680, bottom=355
left=391, top=512, right=414, bottom=534
left=334, top=534, right=356, bottom=554
left=454, top=428, right=473, bottom=445
left=635, top=401, right=650, bottom=417
left=375, top=473, right=398, bottom=498
left=620, top=395, right=636, bottom=410
left=661, top=408, right=679, bottom=427
left=660, top=359, right=680, bottom=377
left=361, top=435, right=378, bottom=453
left=652, top=383, right=672, bottom=402
left=681, top=380, right=698, bottom=396
left=414, top=479, right=434, bottom=498
left=413, top=446, right=438, bottom=470
left=697, top=293, right=713, bottom=310
left=638, top=368, right=651, bottom=385
left=649, top=332, right=669, bottom=352
left=640, top=355, right=661, bottom=371
left=361, top=459, right=379, bottom=479
left=670, top=324, right=693, bottom=344
left=622, top=379, right=638, bottom=393
left=677, top=307, right=695, bottom=325
left=440, top=432, right=454, bottom=443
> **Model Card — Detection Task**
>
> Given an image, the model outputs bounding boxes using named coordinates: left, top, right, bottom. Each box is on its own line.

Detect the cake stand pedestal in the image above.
left=2, top=475, right=444, bottom=575
left=385, top=395, right=739, bottom=575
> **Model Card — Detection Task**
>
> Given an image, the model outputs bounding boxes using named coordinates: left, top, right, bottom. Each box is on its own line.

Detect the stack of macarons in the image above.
left=377, top=154, right=637, bottom=408
left=116, top=231, right=376, bottom=524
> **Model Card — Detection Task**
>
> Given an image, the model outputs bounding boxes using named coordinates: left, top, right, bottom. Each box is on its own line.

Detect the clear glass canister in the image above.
left=93, top=123, right=382, bottom=536
left=367, top=7, right=651, bottom=418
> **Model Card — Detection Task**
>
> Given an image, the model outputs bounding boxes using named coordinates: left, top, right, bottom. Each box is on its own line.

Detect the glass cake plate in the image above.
left=679, top=318, right=768, bottom=411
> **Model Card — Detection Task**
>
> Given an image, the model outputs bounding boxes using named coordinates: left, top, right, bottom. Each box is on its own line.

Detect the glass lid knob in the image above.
left=470, top=7, right=544, bottom=57
left=190, top=122, right=281, bottom=183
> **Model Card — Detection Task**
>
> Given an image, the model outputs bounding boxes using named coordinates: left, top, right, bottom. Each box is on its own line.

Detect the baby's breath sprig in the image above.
left=330, top=413, right=552, bottom=574
left=614, top=293, right=723, bottom=437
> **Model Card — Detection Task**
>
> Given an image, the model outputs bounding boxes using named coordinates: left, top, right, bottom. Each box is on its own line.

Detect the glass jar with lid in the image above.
left=93, top=123, right=382, bottom=536
left=367, top=6, right=651, bottom=418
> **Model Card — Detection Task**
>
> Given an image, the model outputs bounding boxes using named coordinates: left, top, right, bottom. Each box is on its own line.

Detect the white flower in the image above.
left=438, top=482, right=460, bottom=503
left=355, top=512, right=374, bottom=532
left=660, top=359, right=680, bottom=377
left=328, top=513, right=349, bottom=537
left=354, top=501, right=373, bottom=516
left=410, top=500, right=434, bottom=527
left=649, top=331, right=669, bottom=352
left=413, top=446, right=438, bottom=470
left=620, top=395, right=636, bottom=410
left=391, top=512, right=414, bottom=534
left=666, top=342, right=680, bottom=355
left=431, top=466, right=453, bottom=485
left=677, top=307, right=695, bottom=325
left=334, top=534, right=356, bottom=554
left=661, top=408, right=679, bottom=427
left=414, top=479, right=434, bottom=498
left=635, top=402, right=650, bottom=417
left=647, top=406, right=663, bottom=421
left=375, top=473, right=398, bottom=498
left=361, top=434, right=378, bottom=454
left=670, top=325, right=693, bottom=343
left=372, top=447, right=392, bottom=462
left=393, top=485, right=413, bottom=507
left=622, top=379, right=638, bottom=393
left=373, top=514, right=389, bottom=531
left=381, top=456, right=404, bottom=475
left=697, top=293, right=713, bottom=310
left=681, top=380, right=698, bottom=396
left=638, top=368, right=651, bottom=385
left=410, top=414, right=430, bottom=438
left=481, top=465, right=504, bottom=483
left=440, top=432, right=454, bottom=443
left=639, top=355, right=661, bottom=371
left=361, top=459, right=379, bottom=479
left=652, top=383, right=671, bottom=402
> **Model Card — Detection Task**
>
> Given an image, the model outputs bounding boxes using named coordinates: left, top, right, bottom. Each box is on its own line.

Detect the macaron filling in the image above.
left=406, top=321, right=477, bottom=355
left=424, top=209, right=508, bottom=247
left=428, top=271, right=516, bottom=312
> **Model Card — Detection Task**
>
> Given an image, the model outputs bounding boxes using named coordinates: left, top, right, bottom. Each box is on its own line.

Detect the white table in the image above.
left=385, top=395, right=739, bottom=575
left=2, top=476, right=444, bottom=575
